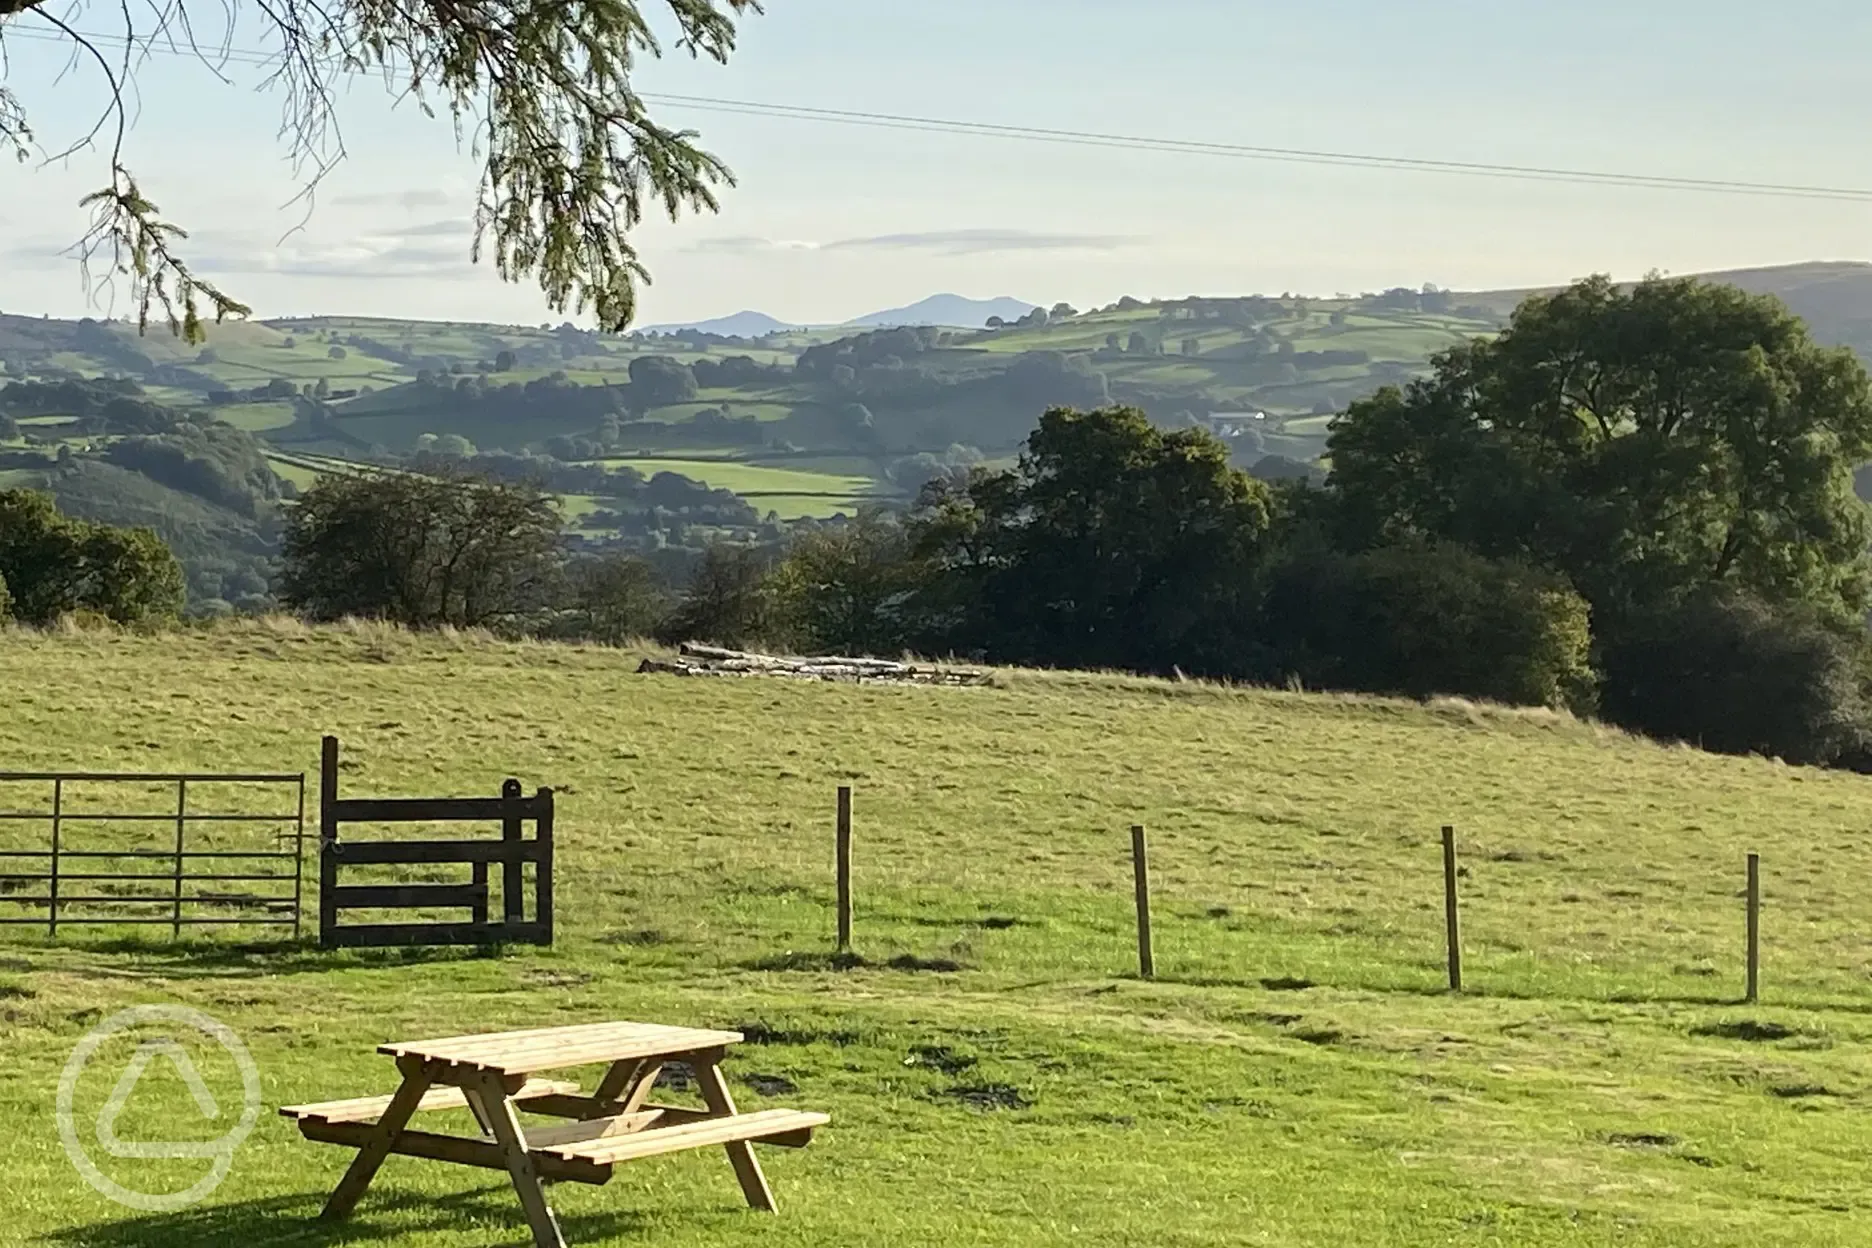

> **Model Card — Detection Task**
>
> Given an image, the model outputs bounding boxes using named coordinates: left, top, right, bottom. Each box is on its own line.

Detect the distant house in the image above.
left=1204, top=411, right=1267, bottom=438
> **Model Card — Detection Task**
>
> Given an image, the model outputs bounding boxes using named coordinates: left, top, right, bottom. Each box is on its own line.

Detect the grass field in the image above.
left=609, top=459, right=884, bottom=511
left=3, top=622, right=1872, bottom=1246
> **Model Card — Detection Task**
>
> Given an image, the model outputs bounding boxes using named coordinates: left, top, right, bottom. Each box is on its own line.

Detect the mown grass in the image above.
left=2, top=622, right=1872, bottom=1246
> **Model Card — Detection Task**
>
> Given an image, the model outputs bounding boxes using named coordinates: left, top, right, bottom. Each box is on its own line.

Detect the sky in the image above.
left=4, top=0, right=1872, bottom=327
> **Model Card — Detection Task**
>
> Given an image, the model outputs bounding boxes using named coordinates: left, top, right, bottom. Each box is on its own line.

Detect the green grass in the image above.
left=4, top=622, right=1872, bottom=1245
left=609, top=459, right=879, bottom=499
left=214, top=403, right=299, bottom=433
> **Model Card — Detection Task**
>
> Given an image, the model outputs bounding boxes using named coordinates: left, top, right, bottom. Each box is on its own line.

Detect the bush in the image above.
left=0, top=568, right=11, bottom=620
left=1598, top=591, right=1869, bottom=765
left=1260, top=543, right=1597, bottom=712
left=655, top=544, right=776, bottom=648
left=0, top=489, right=186, bottom=625
left=770, top=514, right=914, bottom=656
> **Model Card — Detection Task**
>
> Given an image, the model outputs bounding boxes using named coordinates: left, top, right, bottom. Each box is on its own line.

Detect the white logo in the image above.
left=57, top=1005, right=261, bottom=1211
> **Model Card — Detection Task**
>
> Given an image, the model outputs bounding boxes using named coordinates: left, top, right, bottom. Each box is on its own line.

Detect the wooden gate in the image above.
left=317, top=736, right=554, bottom=949
left=0, top=771, right=306, bottom=938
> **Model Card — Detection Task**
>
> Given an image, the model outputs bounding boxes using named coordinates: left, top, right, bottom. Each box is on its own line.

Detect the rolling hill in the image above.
left=8, top=260, right=1872, bottom=611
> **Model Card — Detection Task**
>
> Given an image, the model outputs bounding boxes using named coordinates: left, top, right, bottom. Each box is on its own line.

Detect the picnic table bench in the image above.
left=281, top=1020, right=829, bottom=1248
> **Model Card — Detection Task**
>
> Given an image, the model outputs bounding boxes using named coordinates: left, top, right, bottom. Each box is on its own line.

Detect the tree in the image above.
left=0, top=489, right=184, bottom=624
left=628, top=355, right=699, bottom=409
left=327, top=345, right=347, bottom=360
left=279, top=470, right=563, bottom=629
left=1182, top=338, right=1201, bottom=357
left=1598, top=589, right=1868, bottom=765
left=563, top=550, right=666, bottom=645
left=1328, top=275, right=1872, bottom=623
left=6, top=1, right=763, bottom=340
left=1259, top=542, right=1597, bottom=712
left=313, top=377, right=331, bottom=399
left=985, top=316, right=1006, bottom=330
left=1050, top=303, right=1078, bottom=320
left=910, top=406, right=1274, bottom=675
left=655, top=543, right=775, bottom=647
left=1126, top=331, right=1150, bottom=354
left=770, top=512, right=915, bottom=655
left=494, top=349, right=518, bottom=373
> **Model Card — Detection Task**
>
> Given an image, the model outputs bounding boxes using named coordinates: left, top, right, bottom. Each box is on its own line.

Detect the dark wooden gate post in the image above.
left=319, top=736, right=340, bottom=949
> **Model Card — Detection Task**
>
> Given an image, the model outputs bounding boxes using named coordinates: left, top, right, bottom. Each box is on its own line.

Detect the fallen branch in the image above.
left=638, top=643, right=992, bottom=687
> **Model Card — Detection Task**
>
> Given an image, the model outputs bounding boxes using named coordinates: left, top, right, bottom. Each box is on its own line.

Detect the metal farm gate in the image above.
left=0, top=771, right=307, bottom=938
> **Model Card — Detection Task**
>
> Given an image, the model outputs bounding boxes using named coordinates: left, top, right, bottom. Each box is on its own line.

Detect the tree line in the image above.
left=9, top=274, right=1871, bottom=769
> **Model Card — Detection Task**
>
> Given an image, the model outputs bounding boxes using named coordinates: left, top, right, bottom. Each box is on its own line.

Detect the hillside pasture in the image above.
left=2, top=624, right=1872, bottom=1246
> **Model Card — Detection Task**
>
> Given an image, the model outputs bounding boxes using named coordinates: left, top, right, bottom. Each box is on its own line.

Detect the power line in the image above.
left=9, top=21, right=1872, bottom=204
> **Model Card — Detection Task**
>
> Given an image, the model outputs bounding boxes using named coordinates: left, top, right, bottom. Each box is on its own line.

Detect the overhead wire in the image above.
left=5, top=21, right=1872, bottom=203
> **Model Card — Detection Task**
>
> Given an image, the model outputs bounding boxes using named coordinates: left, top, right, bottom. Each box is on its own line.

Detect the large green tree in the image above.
left=0, top=489, right=184, bottom=624
left=911, top=406, right=1274, bottom=674
left=279, top=470, right=563, bottom=629
left=2, top=0, right=761, bottom=338
left=1329, top=275, right=1872, bottom=622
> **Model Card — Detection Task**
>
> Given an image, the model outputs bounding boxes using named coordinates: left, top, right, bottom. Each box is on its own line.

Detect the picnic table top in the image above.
left=380, top=1020, right=745, bottom=1076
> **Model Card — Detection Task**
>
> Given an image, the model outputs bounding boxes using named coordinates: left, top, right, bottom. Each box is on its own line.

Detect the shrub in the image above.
left=1260, top=543, right=1598, bottom=712
left=1598, top=591, right=1869, bottom=765
left=655, top=544, right=776, bottom=648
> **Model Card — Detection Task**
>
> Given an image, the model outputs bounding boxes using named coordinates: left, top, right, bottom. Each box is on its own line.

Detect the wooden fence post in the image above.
left=1746, top=852, right=1761, bottom=1004
left=172, top=778, right=188, bottom=939
left=1131, top=825, right=1155, bottom=980
left=835, top=786, right=853, bottom=953
left=318, top=735, right=340, bottom=949
left=1441, top=825, right=1462, bottom=992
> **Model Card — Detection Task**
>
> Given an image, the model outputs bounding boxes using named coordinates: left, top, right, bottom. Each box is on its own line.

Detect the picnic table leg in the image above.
left=465, top=1070, right=569, bottom=1248
left=320, top=1059, right=438, bottom=1220
left=693, top=1058, right=777, bottom=1213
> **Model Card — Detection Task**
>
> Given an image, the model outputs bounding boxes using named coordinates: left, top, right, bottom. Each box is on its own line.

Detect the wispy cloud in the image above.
left=684, top=228, right=1142, bottom=257
left=825, top=229, right=1141, bottom=255
left=380, top=218, right=476, bottom=239
left=184, top=232, right=475, bottom=281
left=332, top=188, right=455, bottom=210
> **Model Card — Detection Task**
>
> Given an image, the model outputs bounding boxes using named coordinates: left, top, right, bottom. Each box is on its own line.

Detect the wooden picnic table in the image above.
left=281, top=1020, right=830, bottom=1248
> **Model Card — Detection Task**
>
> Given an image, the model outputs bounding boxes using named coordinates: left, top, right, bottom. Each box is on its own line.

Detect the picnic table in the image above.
left=281, top=1020, right=830, bottom=1248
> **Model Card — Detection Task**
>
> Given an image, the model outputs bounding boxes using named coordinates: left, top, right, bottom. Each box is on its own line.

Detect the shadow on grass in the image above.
left=45, top=1185, right=651, bottom=1247
left=51, top=936, right=514, bottom=979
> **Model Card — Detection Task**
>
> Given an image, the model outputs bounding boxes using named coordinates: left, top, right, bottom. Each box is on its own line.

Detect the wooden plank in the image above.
left=297, top=1119, right=610, bottom=1186
left=465, top=1069, right=568, bottom=1248
left=526, top=1096, right=714, bottom=1126
left=695, top=1060, right=776, bottom=1212
left=519, top=1109, right=664, bottom=1149
left=433, top=1039, right=726, bottom=1079
left=326, top=883, right=489, bottom=911
left=323, top=920, right=548, bottom=948
left=328, top=840, right=547, bottom=866
left=382, top=1023, right=740, bottom=1073
left=501, top=779, right=524, bottom=925
left=329, top=795, right=550, bottom=823
left=281, top=1077, right=580, bottom=1124
left=536, top=790, right=554, bottom=943
left=540, top=1109, right=829, bottom=1167
left=385, top=1020, right=706, bottom=1056
left=319, top=1060, right=437, bottom=1220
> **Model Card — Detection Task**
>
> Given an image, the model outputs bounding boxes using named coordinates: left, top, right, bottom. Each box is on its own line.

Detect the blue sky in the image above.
left=4, top=0, right=1871, bottom=325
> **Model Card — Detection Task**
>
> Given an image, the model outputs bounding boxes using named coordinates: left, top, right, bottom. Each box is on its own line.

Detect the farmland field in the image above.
left=609, top=459, right=886, bottom=504
left=3, top=622, right=1872, bottom=1246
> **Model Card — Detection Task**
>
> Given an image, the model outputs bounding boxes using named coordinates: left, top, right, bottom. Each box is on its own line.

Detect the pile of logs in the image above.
left=638, top=643, right=993, bottom=687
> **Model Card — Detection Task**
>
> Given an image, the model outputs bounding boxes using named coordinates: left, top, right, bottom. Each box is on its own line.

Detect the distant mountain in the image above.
left=635, top=310, right=798, bottom=337
left=845, top=294, right=1039, bottom=329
